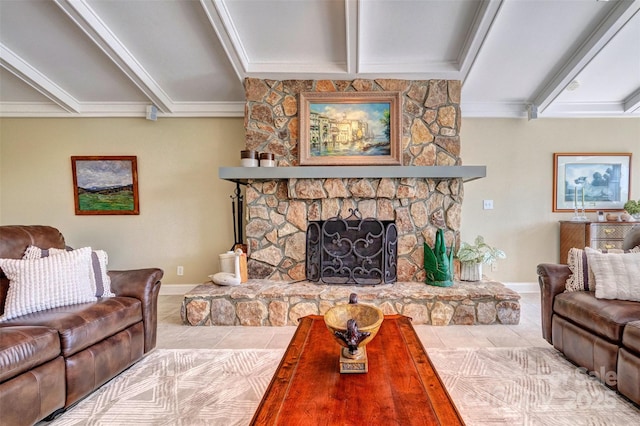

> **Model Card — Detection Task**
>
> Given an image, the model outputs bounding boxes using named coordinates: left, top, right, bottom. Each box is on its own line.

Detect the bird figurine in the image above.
left=209, top=248, right=242, bottom=286
left=334, top=319, right=371, bottom=356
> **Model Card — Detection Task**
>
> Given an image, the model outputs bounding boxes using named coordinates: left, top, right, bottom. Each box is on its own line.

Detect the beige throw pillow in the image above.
left=585, top=247, right=640, bottom=302
left=566, top=247, right=597, bottom=292
left=565, top=246, right=640, bottom=292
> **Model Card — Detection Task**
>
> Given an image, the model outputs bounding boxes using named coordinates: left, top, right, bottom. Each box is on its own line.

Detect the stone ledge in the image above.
left=181, top=280, right=520, bottom=327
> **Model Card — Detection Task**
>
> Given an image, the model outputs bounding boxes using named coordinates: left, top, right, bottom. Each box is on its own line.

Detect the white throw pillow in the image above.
left=22, top=245, right=114, bottom=297
left=0, top=246, right=97, bottom=321
left=22, top=245, right=49, bottom=260
left=585, top=247, right=640, bottom=302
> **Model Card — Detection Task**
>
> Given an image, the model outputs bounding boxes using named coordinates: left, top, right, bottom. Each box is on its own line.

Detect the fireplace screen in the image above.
left=305, top=209, right=397, bottom=285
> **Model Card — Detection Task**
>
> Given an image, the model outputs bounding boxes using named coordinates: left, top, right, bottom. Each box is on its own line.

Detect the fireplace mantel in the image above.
left=219, top=165, right=486, bottom=185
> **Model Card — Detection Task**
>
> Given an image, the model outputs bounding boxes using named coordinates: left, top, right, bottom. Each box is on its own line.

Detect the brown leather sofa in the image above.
left=0, top=225, right=163, bottom=425
left=537, top=226, right=640, bottom=406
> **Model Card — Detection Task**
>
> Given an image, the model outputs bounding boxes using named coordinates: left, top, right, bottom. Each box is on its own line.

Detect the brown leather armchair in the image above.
left=0, top=225, right=163, bottom=425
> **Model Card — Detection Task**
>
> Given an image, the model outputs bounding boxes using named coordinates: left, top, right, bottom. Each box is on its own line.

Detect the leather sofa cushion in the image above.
left=618, top=348, right=640, bottom=406
left=554, top=291, right=640, bottom=342
left=0, top=356, right=66, bottom=425
left=0, top=326, right=60, bottom=382
left=623, top=321, right=640, bottom=355
left=2, top=297, right=142, bottom=357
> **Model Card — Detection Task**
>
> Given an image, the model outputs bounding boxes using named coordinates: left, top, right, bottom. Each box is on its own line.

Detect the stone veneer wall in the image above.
left=243, top=79, right=463, bottom=282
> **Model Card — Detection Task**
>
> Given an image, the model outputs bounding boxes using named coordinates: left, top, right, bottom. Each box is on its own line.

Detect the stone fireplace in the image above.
left=243, top=78, right=463, bottom=282
left=179, top=78, right=521, bottom=327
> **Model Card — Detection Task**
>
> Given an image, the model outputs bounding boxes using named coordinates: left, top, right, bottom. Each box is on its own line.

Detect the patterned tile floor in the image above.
left=156, top=292, right=549, bottom=350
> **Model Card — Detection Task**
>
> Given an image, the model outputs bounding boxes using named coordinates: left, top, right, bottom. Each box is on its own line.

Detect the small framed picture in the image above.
left=298, top=91, right=402, bottom=166
left=553, top=153, right=632, bottom=212
left=71, top=156, right=139, bottom=215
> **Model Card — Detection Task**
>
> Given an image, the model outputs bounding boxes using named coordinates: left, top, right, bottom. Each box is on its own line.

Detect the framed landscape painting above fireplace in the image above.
left=298, top=91, right=402, bottom=166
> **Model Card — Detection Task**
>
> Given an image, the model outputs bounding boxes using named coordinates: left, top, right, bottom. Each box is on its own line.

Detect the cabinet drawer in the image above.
left=590, top=224, right=628, bottom=239
left=559, top=221, right=636, bottom=264
left=590, top=240, right=624, bottom=251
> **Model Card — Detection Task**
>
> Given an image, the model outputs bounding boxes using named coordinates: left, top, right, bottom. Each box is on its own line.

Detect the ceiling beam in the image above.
left=532, top=0, right=640, bottom=114
left=53, top=0, right=174, bottom=113
left=345, top=0, right=359, bottom=75
left=0, top=43, right=80, bottom=113
left=542, top=102, right=639, bottom=117
left=200, top=0, right=248, bottom=82
left=624, top=87, right=640, bottom=112
left=458, top=0, right=503, bottom=84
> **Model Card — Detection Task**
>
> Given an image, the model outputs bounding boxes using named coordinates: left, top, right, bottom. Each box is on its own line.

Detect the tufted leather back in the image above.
left=0, top=225, right=67, bottom=314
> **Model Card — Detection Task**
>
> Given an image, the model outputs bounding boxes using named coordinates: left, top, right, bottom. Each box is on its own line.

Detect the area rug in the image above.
left=49, top=349, right=285, bottom=426
left=48, top=347, right=639, bottom=425
left=427, top=347, right=640, bottom=425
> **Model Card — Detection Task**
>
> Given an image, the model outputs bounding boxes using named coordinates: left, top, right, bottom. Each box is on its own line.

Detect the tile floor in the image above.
left=156, top=292, right=550, bottom=350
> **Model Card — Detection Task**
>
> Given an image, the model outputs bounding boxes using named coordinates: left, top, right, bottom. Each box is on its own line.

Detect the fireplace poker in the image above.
left=231, top=196, right=237, bottom=251
left=237, top=185, right=244, bottom=244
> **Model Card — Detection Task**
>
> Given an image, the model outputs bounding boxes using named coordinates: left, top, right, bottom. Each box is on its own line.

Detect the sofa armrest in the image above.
left=536, top=263, right=570, bottom=344
left=109, top=268, right=163, bottom=353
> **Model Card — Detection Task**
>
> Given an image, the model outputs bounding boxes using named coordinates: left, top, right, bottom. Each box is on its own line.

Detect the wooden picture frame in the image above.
left=553, top=152, right=632, bottom=212
left=71, top=156, right=139, bottom=215
left=298, top=91, right=402, bottom=166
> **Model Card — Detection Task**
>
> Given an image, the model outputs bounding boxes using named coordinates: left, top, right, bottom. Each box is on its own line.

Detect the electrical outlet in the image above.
left=177, top=266, right=184, bottom=276
left=483, top=200, right=494, bottom=210
left=491, top=262, right=498, bottom=272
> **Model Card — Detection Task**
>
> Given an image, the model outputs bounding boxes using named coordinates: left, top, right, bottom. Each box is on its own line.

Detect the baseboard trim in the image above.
left=160, top=284, right=199, bottom=296
left=504, top=282, right=539, bottom=294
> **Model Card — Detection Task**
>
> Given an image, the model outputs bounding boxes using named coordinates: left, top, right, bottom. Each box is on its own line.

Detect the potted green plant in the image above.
left=456, top=235, right=506, bottom=281
left=624, top=199, right=640, bottom=219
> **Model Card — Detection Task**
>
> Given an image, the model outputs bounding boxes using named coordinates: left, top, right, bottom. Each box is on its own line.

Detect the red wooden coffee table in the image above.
left=251, top=314, right=465, bottom=425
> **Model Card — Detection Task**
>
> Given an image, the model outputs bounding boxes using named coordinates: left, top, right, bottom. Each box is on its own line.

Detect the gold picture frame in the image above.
left=553, top=152, right=632, bottom=212
left=298, top=91, right=402, bottom=166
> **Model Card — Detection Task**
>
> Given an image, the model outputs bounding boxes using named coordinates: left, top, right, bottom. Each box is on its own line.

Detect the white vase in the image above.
left=461, top=262, right=482, bottom=281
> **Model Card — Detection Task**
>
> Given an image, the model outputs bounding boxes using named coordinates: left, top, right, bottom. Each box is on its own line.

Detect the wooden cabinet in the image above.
left=559, top=221, right=637, bottom=263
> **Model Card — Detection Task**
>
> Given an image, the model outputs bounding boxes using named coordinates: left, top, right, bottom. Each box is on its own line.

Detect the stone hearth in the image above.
left=181, top=280, right=520, bottom=327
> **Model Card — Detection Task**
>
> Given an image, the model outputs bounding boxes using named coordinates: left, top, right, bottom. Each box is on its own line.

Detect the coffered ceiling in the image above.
left=1, top=0, right=639, bottom=119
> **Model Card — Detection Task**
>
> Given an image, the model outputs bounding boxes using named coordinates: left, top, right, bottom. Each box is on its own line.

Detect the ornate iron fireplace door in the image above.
left=305, top=209, right=397, bottom=285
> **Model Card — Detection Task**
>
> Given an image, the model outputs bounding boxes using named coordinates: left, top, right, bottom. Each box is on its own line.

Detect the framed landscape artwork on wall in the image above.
left=71, top=156, right=139, bottom=215
left=298, top=91, right=402, bottom=166
left=553, top=153, right=631, bottom=212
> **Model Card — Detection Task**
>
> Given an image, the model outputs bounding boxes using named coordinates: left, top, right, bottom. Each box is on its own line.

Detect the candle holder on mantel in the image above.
left=572, top=184, right=588, bottom=222
left=324, top=293, right=384, bottom=374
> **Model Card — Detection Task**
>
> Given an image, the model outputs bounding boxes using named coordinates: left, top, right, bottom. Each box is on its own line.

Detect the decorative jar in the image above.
left=240, top=150, right=258, bottom=167
left=259, top=152, right=275, bottom=167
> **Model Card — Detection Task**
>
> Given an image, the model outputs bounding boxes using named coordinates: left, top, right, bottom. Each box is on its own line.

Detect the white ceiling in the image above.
left=1, top=0, right=639, bottom=119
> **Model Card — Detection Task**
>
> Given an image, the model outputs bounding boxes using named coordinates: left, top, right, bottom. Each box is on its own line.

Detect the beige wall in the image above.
left=1, top=117, right=638, bottom=287
left=460, top=118, right=639, bottom=283
left=0, top=117, right=245, bottom=286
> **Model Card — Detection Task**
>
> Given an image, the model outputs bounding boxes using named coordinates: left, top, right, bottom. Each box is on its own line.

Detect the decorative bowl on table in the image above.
left=324, top=293, right=384, bottom=373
